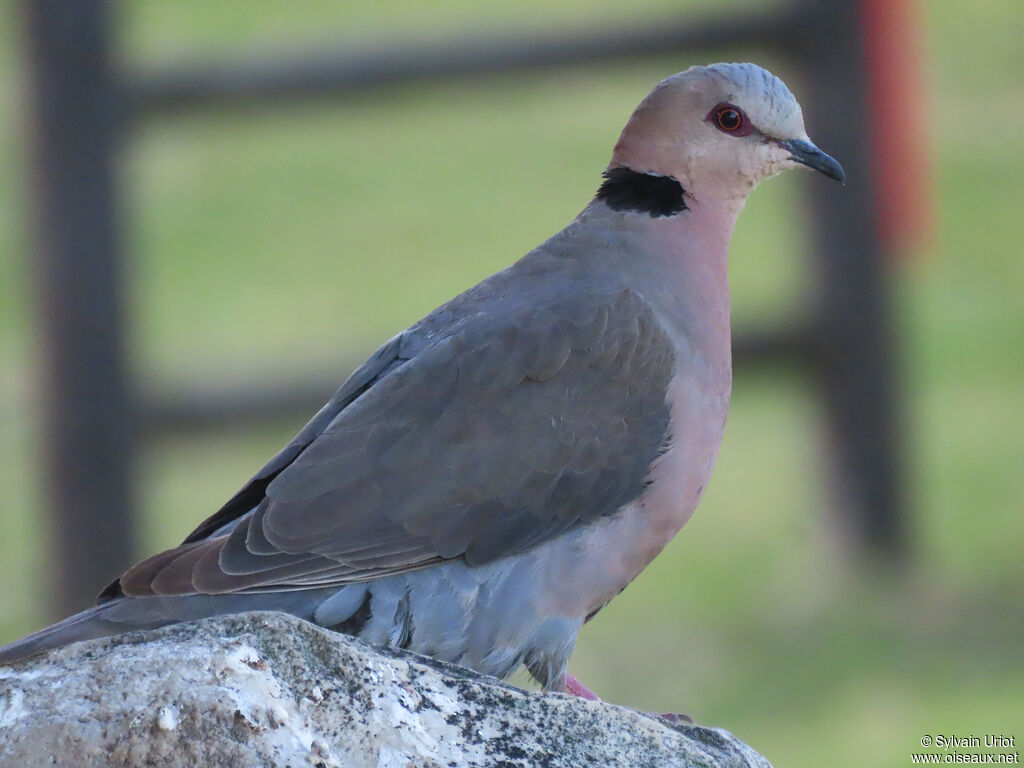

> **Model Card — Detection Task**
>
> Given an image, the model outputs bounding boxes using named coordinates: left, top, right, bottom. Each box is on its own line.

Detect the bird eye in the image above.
left=705, top=102, right=755, bottom=137
left=715, top=106, right=743, bottom=132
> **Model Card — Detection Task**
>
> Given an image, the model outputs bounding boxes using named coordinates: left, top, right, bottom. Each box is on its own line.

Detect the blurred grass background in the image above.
left=1, top=2, right=1022, bottom=766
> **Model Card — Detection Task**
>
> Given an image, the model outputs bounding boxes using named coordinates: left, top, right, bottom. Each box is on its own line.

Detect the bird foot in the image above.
left=657, top=712, right=694, bottom=725
left=559, top=674, right=693, bottom=724
left=562, top=673, right=601, bottom=701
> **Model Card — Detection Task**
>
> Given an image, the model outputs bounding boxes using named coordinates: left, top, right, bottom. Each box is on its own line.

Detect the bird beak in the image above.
left=778, top=138, right=846, bottom=184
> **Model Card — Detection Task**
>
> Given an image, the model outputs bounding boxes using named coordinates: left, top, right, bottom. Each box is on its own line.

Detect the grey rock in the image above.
left=0, top=611, right=771, bottom=768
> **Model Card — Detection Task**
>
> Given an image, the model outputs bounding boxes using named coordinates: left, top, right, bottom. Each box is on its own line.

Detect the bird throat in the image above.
left=596, top=167, right=687, bottom=218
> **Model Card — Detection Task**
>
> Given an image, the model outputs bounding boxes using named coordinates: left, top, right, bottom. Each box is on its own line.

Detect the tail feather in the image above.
left=0, top=589, right=337, bottom=666
left=0, top=603, right=157, bottom=665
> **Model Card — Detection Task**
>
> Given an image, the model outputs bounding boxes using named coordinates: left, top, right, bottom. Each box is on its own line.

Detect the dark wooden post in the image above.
left=22, top=0, right=137, bottom=615
left=795, top=0, right=907, bottom=558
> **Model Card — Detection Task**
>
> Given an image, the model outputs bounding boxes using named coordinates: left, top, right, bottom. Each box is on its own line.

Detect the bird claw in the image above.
left=656, top=712, right=694, bottom=725
left=559, top=674, right=693, bottom=725
left=562, top=673, right=601, bottom=701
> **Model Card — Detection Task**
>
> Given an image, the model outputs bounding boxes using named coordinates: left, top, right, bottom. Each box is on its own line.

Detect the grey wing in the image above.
left=98, top=333, right=413, bottom=602
left=182, top=333, right=415, bottom=545
left=115, top=289, right=676, bottom=597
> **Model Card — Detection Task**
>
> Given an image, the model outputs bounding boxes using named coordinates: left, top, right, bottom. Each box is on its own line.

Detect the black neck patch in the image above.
left=596, top=167, right=687, bottom=217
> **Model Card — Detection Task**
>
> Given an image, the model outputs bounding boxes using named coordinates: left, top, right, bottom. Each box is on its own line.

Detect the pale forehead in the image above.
left=665, top=62, right=806, bottom=138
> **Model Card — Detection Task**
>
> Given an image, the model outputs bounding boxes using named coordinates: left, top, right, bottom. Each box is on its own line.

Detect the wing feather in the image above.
left=115, top=288, right=675, bottom=598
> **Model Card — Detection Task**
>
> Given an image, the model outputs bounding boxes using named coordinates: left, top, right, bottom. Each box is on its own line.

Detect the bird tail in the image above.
left=0, top=602, right=151, bottom=665
left=0, top=589, right=337, bottom=666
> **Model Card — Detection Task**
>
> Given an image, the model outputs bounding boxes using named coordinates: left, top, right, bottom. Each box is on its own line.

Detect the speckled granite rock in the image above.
left=0, top=611, right=770, bottom=768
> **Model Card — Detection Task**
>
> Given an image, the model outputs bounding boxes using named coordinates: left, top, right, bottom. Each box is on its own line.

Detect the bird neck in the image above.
left=595, top=167, right=687, bottom=218
left=594, top=164, right=748, bottom=227
left=568, top=189, right=736, bottom=366
left=640, top=199, right=735, bottom=361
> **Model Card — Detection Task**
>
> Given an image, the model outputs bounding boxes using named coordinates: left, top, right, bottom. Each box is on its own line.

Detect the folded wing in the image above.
left=114, top=288, right=676, bottom=597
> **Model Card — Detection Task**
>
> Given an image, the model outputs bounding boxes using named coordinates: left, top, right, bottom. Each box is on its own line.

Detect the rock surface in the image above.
left=0, top=611, right=771, bottom=768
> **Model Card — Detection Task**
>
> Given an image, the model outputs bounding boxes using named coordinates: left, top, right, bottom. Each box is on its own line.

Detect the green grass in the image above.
left=1, top=2, right=1022, bottom=766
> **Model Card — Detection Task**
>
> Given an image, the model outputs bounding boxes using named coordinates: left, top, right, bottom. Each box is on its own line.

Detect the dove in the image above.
left=0, top=63, right=843, bottom=694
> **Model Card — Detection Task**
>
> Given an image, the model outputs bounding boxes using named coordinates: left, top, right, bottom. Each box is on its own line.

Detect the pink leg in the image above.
left=563, top=673, right=601, bottom=701
left=659, top=712, right=694, bottom=725
left=560, top=673, right=693, bottom=723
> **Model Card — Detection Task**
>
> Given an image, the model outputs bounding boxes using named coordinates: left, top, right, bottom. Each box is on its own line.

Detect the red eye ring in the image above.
left=715, top=106, right=743, bottom=132
left=706, top=102, right=754, bottom=136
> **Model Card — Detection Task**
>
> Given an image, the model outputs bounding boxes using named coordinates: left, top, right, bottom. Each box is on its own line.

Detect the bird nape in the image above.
left=0, top=62, right=843, bottom=699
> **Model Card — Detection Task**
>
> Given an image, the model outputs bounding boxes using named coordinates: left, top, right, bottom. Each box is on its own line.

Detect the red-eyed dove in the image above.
left=0, top=63, right=844, bottom=693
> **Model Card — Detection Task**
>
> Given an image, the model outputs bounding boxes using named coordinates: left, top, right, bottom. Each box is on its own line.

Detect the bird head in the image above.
left=609, top=62, right=844, bottom=208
